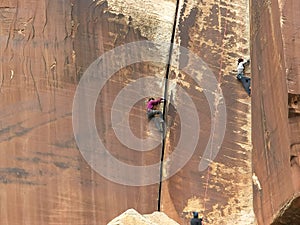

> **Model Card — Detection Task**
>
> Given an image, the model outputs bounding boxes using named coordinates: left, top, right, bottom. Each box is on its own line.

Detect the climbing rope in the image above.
left=157, top=0, right=180, bottom=212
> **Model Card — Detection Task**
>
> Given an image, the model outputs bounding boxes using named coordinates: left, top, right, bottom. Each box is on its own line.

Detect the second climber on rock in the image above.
left=236, top=58, right=251, bottom=96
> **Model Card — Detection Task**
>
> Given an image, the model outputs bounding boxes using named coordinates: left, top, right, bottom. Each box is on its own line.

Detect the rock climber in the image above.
left=146, top=97, right=165, bottom=131
left=236, top=58, right=251, bottom=96
left=146, top=97, right=164, bottom=121
left=190, top=212, right=203, bottom=225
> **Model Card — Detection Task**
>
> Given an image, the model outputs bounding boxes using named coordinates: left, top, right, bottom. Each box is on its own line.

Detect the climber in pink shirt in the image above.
left=146, top=97, right=165, bottom=128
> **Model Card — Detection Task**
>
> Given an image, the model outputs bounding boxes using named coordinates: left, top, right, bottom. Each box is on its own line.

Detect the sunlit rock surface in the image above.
left=161, top=0, right=254, bottom=224
left=107, top=209, right=179, bottom=225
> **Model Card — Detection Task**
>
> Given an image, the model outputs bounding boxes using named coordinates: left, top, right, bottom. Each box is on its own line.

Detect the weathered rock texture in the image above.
left=251, top=0, right=300, bottom=224
left=0, top=0, right=165, bottom=224
left=162, top=0, right=254, bottom=224
left=0, top=0, right=255, bottom=224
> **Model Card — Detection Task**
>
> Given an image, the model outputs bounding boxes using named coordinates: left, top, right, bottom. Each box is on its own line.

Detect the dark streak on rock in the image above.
left=178, top=0, right=198, bottom=68
left=53, top=162, right=69, bottom=169
left=0, top=112, right=72, bottom=143
left=0, top=175, right=11, bottom=183
left=35, top=151, right=78, bottom=161
left=0, top=167, right=29, bottom=178
left=15, top=127, right=32, bottom=137
left=18, top=180, right=45, bottom=186
left=16, top=157, right=42, bottom=163
left=80, top=178, right=99, bottom=187
left=52, top=138, right=77, bottom=149
left=0, top=175, right=44, bottom=185
left=0, top=126, right=10, bottom=136
left=35, top=152, right=57, bottom=157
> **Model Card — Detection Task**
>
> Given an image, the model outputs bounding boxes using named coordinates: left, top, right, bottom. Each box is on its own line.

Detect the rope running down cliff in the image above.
left=157, top=0, right=181, bottom=212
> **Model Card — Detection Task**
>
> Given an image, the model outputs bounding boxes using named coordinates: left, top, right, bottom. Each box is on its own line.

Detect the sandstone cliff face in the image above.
left=0, top=0, right=254, bottom=224
left=251, top=0, right=300, bottom=224
left=1, top=1, right=164, bottom=224
left=162, top=0, right=254, bottom=224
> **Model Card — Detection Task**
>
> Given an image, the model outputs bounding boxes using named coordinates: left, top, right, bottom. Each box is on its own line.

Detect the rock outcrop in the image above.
left=107, top=209, right=179, bottom=225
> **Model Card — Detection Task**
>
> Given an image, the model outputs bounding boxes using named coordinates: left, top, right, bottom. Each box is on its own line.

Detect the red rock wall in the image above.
left=0, top=0, right=255, bottom=224
left=281, top=0, right=300, bottom=93
left=0, top=1, right=161, bottom=224
left=251, top=0, right=300, bottom=224
left=162, top=0, right=254, bottom=224
left=282, top=0, right=300, bottom=198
